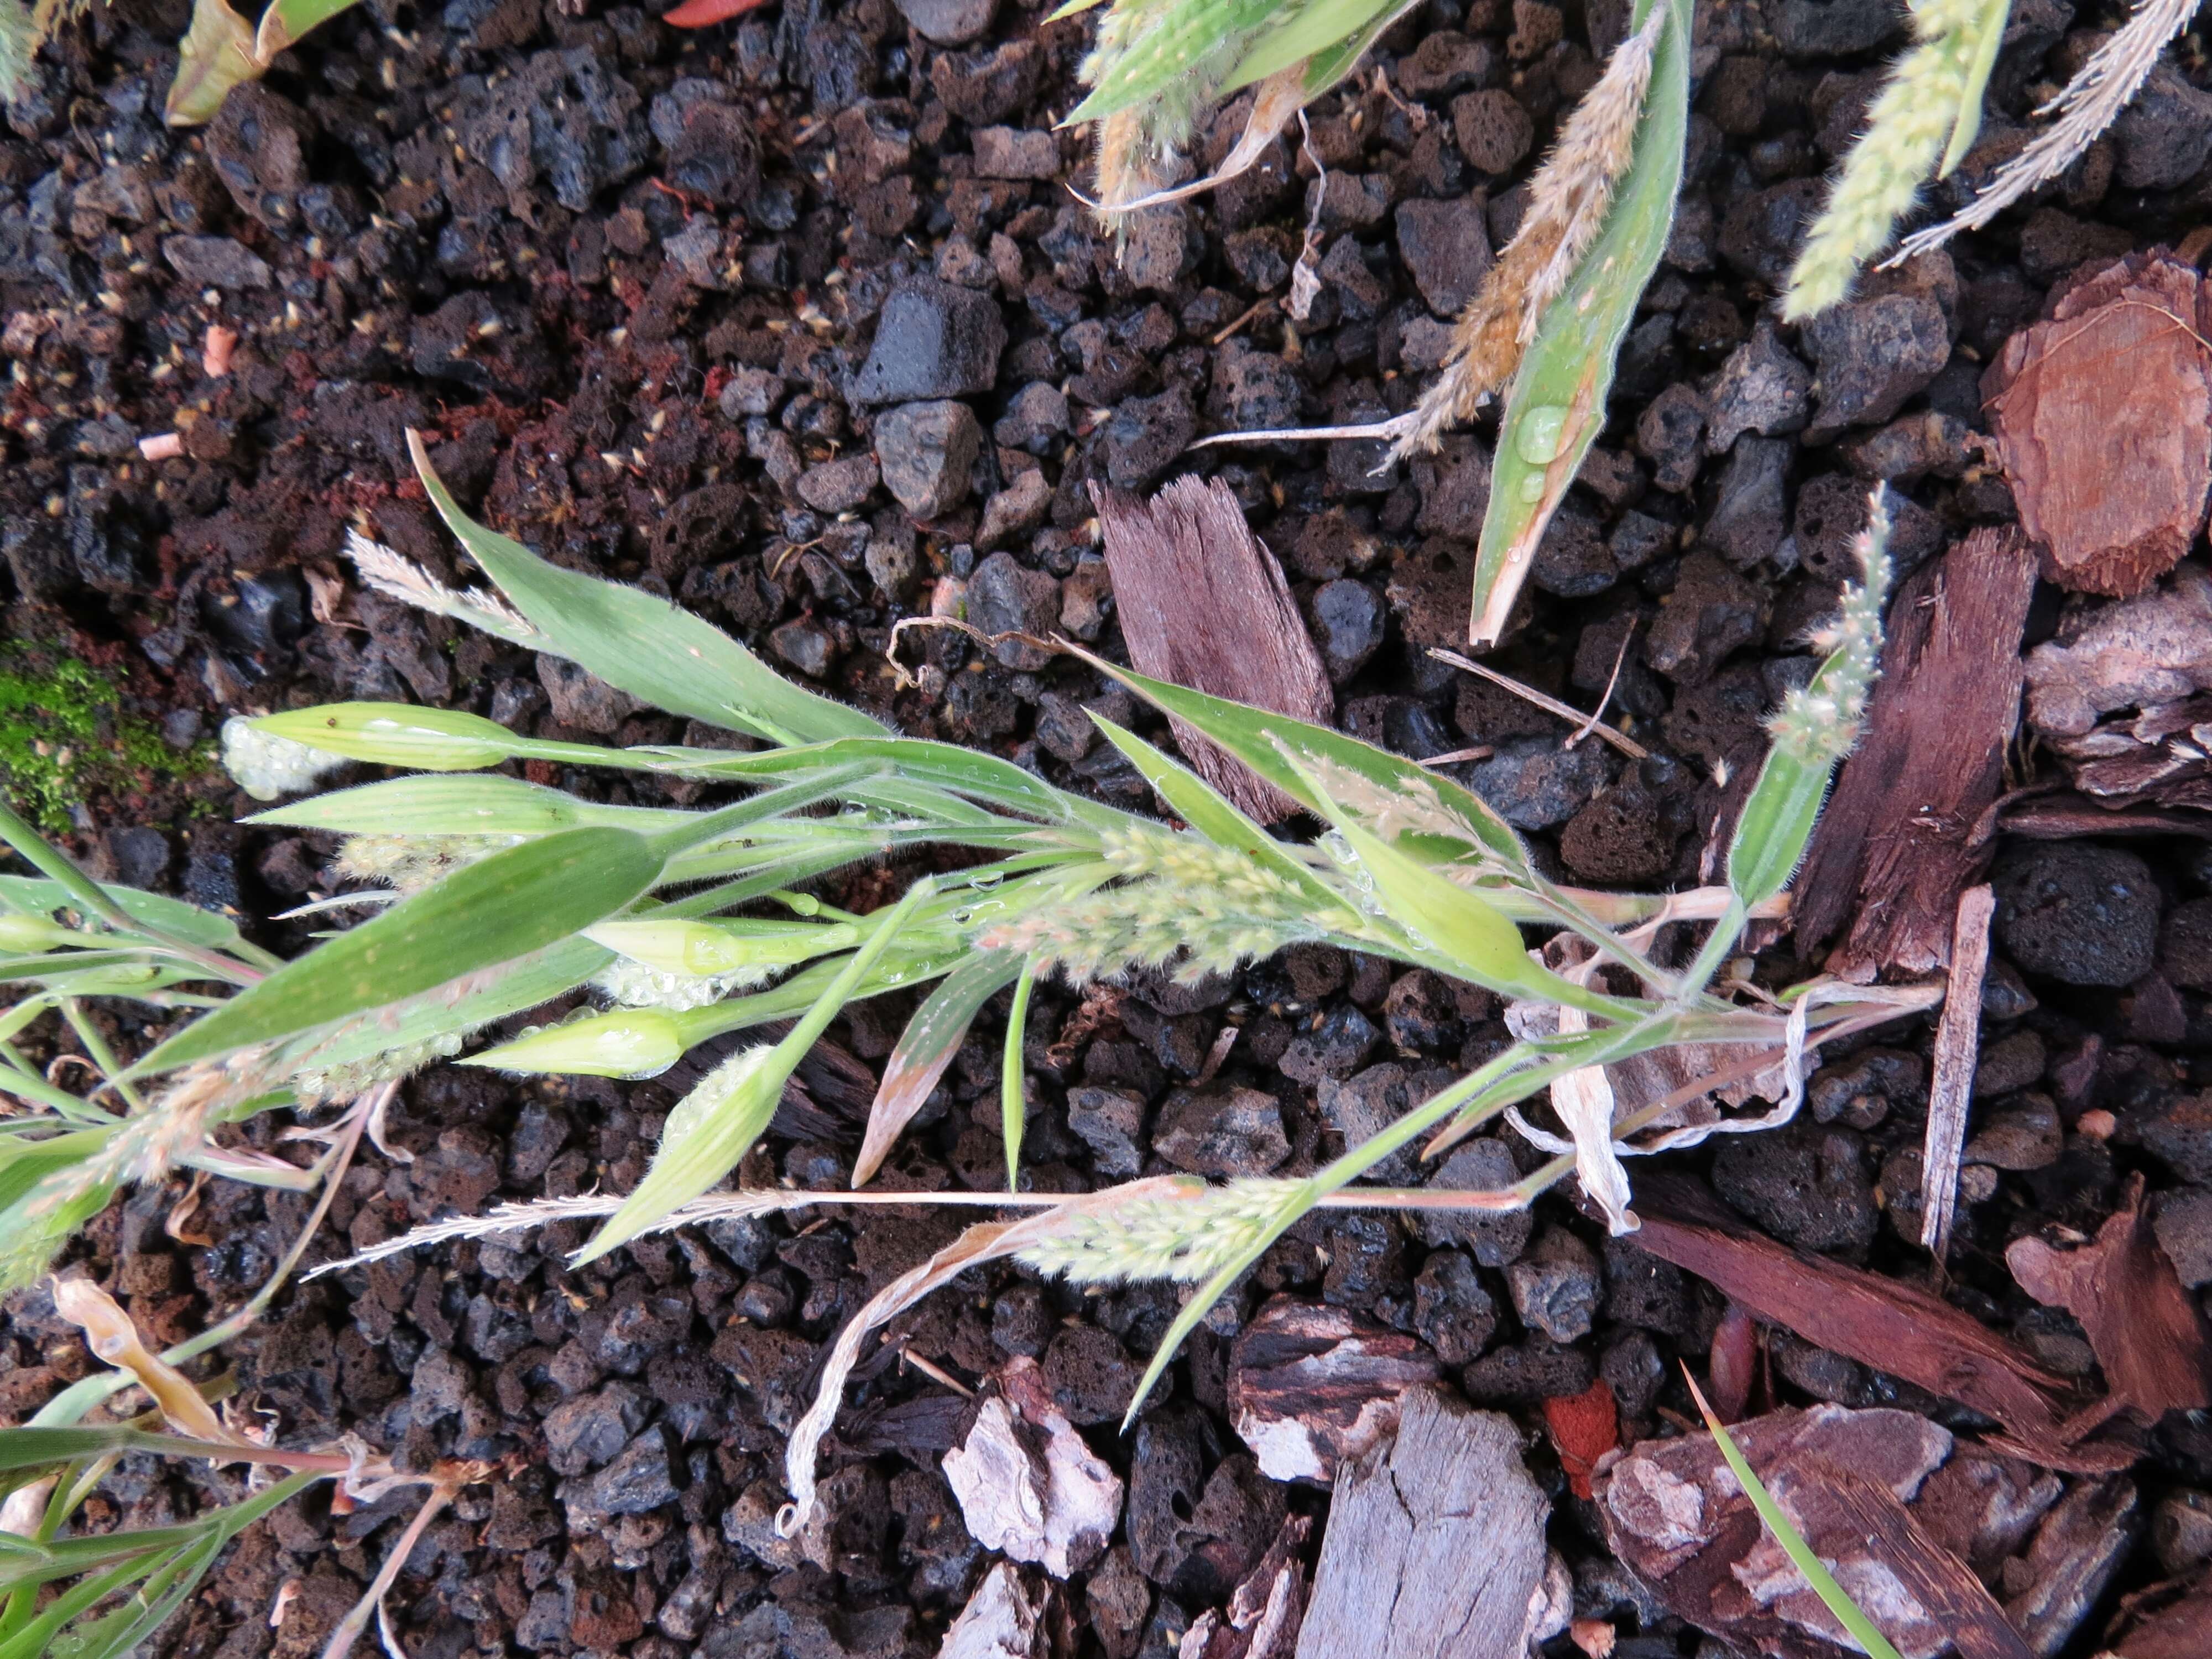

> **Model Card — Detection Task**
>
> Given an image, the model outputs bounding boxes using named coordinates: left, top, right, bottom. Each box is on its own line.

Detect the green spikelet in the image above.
left=1014, top=1177, right=1291, bottom=1282
left=1782, top=0, right=2002, bottom=319
left=1767, top=488, right=1892, bottom=768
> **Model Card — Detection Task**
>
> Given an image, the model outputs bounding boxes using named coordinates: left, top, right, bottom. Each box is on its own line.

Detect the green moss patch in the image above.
left=0, top=649, right=208, bottom=831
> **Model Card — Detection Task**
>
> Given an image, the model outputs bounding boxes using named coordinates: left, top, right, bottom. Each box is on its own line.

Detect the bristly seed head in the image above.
left=980, top=823, right=1321, bottom=983
left=1014, top=1177, right=1290, bottom=1283
left=1766, top=485, right=1893, bottom=766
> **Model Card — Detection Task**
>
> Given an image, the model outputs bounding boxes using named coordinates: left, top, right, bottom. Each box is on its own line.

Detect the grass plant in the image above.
left=0, top=435, right=1930, bottom=1615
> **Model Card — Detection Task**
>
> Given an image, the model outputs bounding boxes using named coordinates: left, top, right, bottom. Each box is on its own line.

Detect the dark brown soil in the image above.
left=5, top=1, right=2212, bottom=1656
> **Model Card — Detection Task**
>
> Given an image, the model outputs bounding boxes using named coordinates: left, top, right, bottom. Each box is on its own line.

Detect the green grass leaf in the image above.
left=1683, top=1370, right=1907, bottom=1659
left=137, top=827, right=662, bottom=1074
left=1070, top=648, right=1531, bottom=873
left=0, top=879, right=243, bottom=953
left=576, top=881, right=936, bottom=1262
left=1222, top=0, right=1404, bottom=93
left=1469, top=0, right=1689, bottom=648
left=1001, top=956, right=1037, bottom=1191
left=247, top=774, right=692, bottom=837
left=410, top=431, right=885, bottom=748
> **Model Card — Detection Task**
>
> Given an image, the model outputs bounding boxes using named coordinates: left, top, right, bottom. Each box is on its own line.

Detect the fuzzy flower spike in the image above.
left=1782, top=0, right=2006, bottom=319
left=1768, top=487, right=1893, bottom=769
left=1392, top=1, right=1668, bottom=458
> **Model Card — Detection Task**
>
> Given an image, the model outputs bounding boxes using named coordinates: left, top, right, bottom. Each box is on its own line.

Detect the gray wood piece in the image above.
left=1293, top=1387, right=1548, bottom=1659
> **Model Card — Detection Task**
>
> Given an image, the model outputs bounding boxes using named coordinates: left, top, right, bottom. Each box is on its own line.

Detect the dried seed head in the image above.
left=1891, top=0, right=2200, bottom=264
left=345, top=528, right=547, bottom=649
left=1393, top=4, right=1666, bottom=458
left=337, top=834, right=521, bottom=895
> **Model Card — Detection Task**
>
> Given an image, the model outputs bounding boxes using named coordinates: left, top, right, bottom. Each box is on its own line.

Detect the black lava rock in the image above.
left=851, top=277, right=1006, bottom=404
left=1995, top=844, right=2161, bottom=987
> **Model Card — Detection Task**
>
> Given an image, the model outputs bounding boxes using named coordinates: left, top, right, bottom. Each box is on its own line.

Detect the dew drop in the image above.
left=785, top=894, right=820, bottom=916
left=1515, top=404, right=1569, bottom=466
left=970, top=869, right=1004, bottom=889
left=1517, top=472, right=1547, bottom=502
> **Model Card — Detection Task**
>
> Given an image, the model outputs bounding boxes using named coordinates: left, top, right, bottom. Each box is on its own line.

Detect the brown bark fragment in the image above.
left=1599, top=1404, right=2048, bottom=1659
left=1984, top=252, right=2212, bottom=597
left=1631, top=1179, right=2091, bottom=1461
left=1794, top=526, right=2037, bottom=979
left=2005, top=1173, right=2212, bottom=1421
left=1093, top=477, right=1335, bottom=823
left=1227, top=1297, right=1442, bottom=1484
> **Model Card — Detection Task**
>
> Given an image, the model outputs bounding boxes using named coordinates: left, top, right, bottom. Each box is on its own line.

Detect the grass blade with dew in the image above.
left=246, top=705, right=531, bottom=773
left=0, top=877, right=247, bottom=956
left=134, top=826, right=664, bottom=1076
left=575, top=880, right=937, bottom=1264
left=410, top=431, right=885, bottom=748
left=1683, top=1369, right=1907, bottom=1659
left=1451, top=0, right=1689, bottom=649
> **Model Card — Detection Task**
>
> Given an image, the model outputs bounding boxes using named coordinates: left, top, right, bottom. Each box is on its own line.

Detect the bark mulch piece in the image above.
left=1985, top=252, right=2212, bottom=597
left=1794, top=525, right=2037, bottom=979
left=1093, top=476, right=1335, bottom=823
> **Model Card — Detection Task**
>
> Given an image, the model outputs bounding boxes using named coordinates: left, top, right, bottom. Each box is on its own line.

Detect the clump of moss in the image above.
left=0, top=648, right=208, bottom=831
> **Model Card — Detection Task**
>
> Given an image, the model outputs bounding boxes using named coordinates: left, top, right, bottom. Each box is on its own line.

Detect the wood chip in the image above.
left=1295, top=1388, right=1549, bottom=1659
left=1793, top=526, right=2037, bottom=979
left=1922, top=883, right=1997, bottom=1275
left=942, top=1357, right=1125, bottom=1578
left=2006, top=1173, right=2212, bottom=1422
left=1093, top=477, right=1335, bottom=823
left=2107, top=1579, right=2212, bottom=1659
left=1177, top=1515, right=1311, bottom=1659
left=1599, top=1404, right=2039, bottom=1659
left=941, top=1562, right=1052, bottom=1659
left=1227, top=1297, right=1442, bottom=1484
left=1984, top=251, right=2212, bottom=596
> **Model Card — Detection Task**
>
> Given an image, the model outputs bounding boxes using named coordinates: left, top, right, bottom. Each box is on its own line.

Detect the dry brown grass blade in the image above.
left=778, top=1176, right=1196, bottom=1533
left=50, top=1276, right=241, bottom=1445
